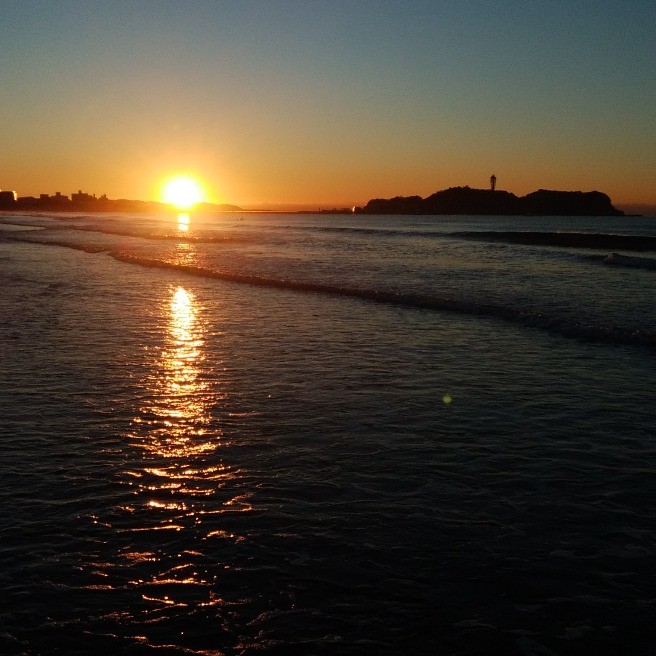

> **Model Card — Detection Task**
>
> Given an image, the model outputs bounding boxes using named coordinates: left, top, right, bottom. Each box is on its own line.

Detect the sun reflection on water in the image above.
left=81, top=283, right=261, bottom=650
left=171, top=241, right=198, bottom=268
left=177, top=212, right=190, bottom=232
left=115, top=285, right=253, bottom=633
left=139, top=286, right=216, bottom=459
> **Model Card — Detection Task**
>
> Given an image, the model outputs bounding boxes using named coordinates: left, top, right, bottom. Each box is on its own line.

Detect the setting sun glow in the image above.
left=161, top=176, right=204, bottom=210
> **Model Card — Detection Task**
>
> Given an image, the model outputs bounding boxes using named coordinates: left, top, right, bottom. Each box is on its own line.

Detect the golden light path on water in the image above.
left=117, top=264, right=253, bottom=629
left=177, top=213, right=190, bottom=233
left=137, top=285, right=215, bottom=459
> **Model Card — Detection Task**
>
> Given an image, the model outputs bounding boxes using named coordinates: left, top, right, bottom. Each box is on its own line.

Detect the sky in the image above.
left=1, top=0, right=654, bottom=210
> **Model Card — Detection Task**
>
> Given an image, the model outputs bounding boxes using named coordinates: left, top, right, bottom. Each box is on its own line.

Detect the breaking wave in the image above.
left=110, top=252, right=655, bottom=348
left=602, top=252, right=656, bottom=270
left=4, top=228, right=654, bottom=349
left=453, top=231, right=656, bottom=251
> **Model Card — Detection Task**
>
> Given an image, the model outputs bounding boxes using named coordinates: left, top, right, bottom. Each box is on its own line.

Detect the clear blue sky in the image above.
left=1, top=0, right=654, bottom=208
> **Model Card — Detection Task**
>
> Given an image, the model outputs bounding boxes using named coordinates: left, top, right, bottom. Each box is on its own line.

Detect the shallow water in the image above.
left=1, top=213, right=655, bottom=655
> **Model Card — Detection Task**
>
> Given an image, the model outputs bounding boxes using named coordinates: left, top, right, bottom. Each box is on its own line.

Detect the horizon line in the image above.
left=2, top=187, right=656, bottom=214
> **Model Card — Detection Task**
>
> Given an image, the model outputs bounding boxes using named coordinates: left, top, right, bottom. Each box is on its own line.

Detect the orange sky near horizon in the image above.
left=1, top=2, right=654, bottom=210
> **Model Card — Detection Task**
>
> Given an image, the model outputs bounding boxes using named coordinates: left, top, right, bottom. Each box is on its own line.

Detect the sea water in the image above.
left=0, top=212, right=654, bottom=655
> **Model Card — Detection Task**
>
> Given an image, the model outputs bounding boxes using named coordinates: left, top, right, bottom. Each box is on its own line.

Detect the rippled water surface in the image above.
left=1, top=213, right=655, bottom=655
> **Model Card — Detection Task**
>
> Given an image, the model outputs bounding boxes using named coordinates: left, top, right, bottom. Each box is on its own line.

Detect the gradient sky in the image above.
left=1, top=0, right=654, bottom=209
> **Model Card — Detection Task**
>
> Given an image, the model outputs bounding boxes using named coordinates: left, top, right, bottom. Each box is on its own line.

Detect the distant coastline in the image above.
left=0, top=186, right=644, bottom=217
left=355, top=186, right=625, bottom=216
left=0, top=190, right=242, bottom=213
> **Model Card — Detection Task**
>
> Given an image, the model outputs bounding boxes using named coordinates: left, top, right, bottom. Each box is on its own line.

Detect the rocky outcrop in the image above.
left=520, top=190, right=622, bottom=216
left=423, top=187, right=522, bottom=215
left=357, top=187, right=624, bottom=216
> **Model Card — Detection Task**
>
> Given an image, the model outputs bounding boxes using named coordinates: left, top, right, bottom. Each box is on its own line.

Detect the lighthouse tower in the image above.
left=490, top=174, right=497, bottom=191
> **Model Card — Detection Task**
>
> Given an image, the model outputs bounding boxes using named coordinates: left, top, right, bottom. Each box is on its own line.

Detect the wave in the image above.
left=288, top=226, right=656, bottom=249
left=1, top=232, right=110, bottom=253
left=281, top=225, right=442, bottom=238
left=55, top=224, right=253, bottom=244
left=6, top=232, right=653, bottom=348
left=70, top=225, right=254, bottom=243
left=452, top=231, right=656, bottom=251
left=0, top=216, right=252, bottom=243
left=603, top=252, right=656, bottom=271
left=11, top=218, right=655, bottom=252
left=111, top=252, right=655, bottom=349
left=75, top=221, right=442, bottom=243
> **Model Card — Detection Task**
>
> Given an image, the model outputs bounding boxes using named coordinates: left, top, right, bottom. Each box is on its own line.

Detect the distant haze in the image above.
left=1, top=1, right=654, bottom=208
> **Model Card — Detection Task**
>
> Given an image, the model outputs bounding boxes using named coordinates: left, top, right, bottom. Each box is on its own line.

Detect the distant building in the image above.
left=490, top=174, right=497, bottom=191
left=71, top=189, right=97, bottom=203
left=0, top=189, right=18, bottom=201
left=0, top=190, right=17, bottom=207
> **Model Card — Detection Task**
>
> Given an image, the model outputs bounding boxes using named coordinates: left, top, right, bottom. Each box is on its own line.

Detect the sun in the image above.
left=161, top=175, right=204, bottom=210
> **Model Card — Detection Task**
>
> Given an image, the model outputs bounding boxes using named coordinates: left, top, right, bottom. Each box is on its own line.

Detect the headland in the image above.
left=356, top=187, right=625, bottom=216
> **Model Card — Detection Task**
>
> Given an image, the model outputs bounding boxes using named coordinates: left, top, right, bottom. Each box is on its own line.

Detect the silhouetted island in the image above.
left=356, top=187, right=624, bottom=216
left=0, top=189, right=242, bottom=213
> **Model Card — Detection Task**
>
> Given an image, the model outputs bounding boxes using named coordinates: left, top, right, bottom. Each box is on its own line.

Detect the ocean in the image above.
left=1, top=211, right=654, bottom=655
